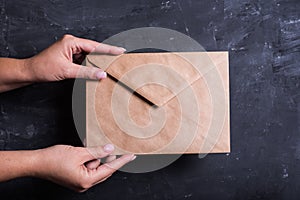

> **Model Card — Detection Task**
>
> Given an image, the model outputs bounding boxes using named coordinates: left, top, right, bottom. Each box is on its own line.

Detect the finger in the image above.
left=105, top=155, right=117, bottom=163
left=93, top=43, right=126, bottom=55
left=66, top=64, right=107, bottom=80
left=85, top=159, right=101, bottom=170
left=86, top=155, right=116, bottom=169
left=83, top=144, right=115, bottom=161
left=91, top=154, right=136, bottom=184
left=74, top=37, right=126, bottom=55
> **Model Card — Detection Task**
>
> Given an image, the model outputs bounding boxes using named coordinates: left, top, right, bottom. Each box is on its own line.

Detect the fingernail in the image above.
left=104, top=144, right=114, bottom=152
left=96, top=71, right=107, bottom=79
left=118, top=47, right=126, bottom=52
left=131, top=155, right=137, bottom=161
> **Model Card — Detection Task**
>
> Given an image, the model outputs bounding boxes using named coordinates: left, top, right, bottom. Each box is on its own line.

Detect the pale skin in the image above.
left=0, top=34, right=135, bottom=192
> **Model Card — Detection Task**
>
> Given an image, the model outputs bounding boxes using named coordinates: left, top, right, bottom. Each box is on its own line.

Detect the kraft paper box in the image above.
left=85, top=52, right=230, bottom=155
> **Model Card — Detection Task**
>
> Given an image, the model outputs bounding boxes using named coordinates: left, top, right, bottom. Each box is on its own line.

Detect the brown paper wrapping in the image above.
left=86, top=52, right=230, bottom=154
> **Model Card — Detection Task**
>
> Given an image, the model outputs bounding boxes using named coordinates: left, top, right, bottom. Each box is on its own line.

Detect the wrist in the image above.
left=0, top=58, right=35, bottom=92
left=27, top=149, right=47, bottom=178
left=21, top=58, right=36, bottom=83
left=22, top=149, right=42, bottom=178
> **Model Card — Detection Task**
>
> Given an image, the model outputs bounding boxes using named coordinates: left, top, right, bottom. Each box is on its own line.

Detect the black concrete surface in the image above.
left=0, top=0, right=299, bottom=199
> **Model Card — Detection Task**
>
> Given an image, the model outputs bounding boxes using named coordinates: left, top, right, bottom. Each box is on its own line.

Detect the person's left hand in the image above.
left=24, top=34, right=126, bottom=82
left=32, top=144, right=135, bottom=192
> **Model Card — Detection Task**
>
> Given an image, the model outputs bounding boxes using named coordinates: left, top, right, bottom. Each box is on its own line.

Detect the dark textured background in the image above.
left=0, top=0, right=299, bottom=199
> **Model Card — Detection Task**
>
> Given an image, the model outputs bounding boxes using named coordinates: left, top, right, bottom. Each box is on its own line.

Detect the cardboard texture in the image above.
left=86, top=52, right=230, bottom=155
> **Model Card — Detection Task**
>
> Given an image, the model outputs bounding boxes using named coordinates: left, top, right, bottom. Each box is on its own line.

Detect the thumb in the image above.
left=91, top=154, right=136, bottom=185
left=83, top=144, right=115, bottom=161
left=66, top=63, right=107, bottom=80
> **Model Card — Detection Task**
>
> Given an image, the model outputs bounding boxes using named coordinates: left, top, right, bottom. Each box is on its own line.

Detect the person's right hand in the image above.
left=32, top=144, right=135, bottom=192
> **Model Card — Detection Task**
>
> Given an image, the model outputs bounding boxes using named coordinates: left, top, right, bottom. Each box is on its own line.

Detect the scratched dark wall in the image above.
left=0, top=0, right=299, bottom=199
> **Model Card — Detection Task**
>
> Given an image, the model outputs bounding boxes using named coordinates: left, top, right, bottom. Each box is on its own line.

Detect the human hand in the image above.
left=33, top=144, right=135, bottom=192
left=24, top=34, right=126, bottom=81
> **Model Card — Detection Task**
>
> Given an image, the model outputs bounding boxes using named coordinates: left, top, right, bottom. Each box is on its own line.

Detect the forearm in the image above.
left=0, top=150, right=39, bottom=182
left=0, top=58, right=33, bottom=92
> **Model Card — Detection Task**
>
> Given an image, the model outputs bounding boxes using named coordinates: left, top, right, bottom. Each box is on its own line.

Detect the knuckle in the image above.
left=62, top=66, right=73, bottom=78
left=78, top=180, right=92, bottom=191
left=83, top=70, right=91, bottom=79
left=62, top=34, right=74, bottom=41
left=86, top=67, right=98, bottom=79
left=60, top=34, right=77, bottom=48
left=102, top=164, right=115, bottom=175
left=77, top=188, right=87, bottom=193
